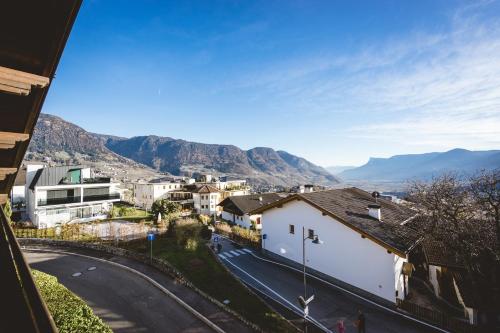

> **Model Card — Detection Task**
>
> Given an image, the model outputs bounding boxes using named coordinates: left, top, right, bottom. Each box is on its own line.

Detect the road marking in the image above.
left=72, top=272, right=82, bottom=277
left=248, top=252, right=450, bottom=333
left=213, top=232, right=449, bottom=333
left=218, top=253, right=226, bottom=259
left=242, top=248, right=252, bottom=254
left=24, top=248, right=226, bottom=333
left=87, top=266, right=96, bottom=271
left=222, top=257, right=332, bottom=333
left=229, top=250, right=240, bottom=256
left=223, top=252, right=233, bottom=258
left=235, top=250, right=246, bottom=255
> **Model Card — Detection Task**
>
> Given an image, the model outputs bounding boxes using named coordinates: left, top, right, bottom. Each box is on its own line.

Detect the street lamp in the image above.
left=298, top=226, right=323, bottom=332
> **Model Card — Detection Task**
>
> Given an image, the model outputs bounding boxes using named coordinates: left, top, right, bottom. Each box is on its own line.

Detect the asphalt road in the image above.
left=25, top=249, right=215, bottom=333
left=214, top=235, right=444, bottom=333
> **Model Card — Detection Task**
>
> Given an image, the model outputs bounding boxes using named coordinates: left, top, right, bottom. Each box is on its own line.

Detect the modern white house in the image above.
left=26, top=165, right=121, bottom=228
left=192, top=185, right=221, bottom=216
left=219, top=193, right=282, bottom=229
left=251, top=187, right=421, bottom=304
left=133, top=181, right=186, bottom=210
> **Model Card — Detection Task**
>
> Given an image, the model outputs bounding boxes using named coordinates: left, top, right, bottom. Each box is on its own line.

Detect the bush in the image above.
left=200, top=225, right=213, bottom=240
left=33, top=270, right=111, bottom=333
left=198, top=214, right=211, bottom=225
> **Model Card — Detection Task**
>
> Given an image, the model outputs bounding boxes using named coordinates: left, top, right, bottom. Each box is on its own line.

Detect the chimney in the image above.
left=368, top=204, right=381, bottom=221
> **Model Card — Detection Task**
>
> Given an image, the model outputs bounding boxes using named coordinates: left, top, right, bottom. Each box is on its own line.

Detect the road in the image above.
left=213, top=235, right=444, bottom=333
left=25, top=249, right=216, bottom=333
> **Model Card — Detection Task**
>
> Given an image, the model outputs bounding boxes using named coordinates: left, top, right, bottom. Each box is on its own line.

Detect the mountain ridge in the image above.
left=339, top=148, right=500, bottom=182
left=27, top=113, right=339, bottom=186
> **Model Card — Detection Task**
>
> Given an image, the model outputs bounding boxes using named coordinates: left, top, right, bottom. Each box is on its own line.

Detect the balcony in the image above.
left=82, top=193, right=120, bottom=202
left=37, top=196, right=81, bottom=207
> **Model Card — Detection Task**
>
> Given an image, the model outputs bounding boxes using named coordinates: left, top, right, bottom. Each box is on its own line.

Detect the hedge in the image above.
left=32, top=270, right=112, bottom=333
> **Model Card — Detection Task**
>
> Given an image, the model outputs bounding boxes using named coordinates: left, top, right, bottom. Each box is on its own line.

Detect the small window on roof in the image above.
left=289, top=224, right=295, bottom=234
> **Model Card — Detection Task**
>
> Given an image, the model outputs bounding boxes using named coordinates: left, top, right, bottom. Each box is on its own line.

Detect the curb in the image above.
left=207, top=244, right=301, bottom=332
left=19, top=238, right=261, bottom=332
left=24, top=247, right=225, bottom=333
left=215, top=233, right=450, bottom=333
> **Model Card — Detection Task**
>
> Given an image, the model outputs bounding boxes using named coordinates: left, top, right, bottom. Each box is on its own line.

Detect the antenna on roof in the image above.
left=371, top=191, right=380, bottom=203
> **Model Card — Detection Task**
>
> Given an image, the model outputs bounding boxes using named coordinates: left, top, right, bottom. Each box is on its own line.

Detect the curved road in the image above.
left=25, top=249, right=215, bottom=333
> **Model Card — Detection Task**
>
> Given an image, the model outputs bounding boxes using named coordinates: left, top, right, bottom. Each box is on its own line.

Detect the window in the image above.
left=308, top=229, right=314, bottom=239
left=289, top=224, right=295, bottom=234
left=169, top=185, right=172, bottom=189
left=163, top=186, right=166, bottom=189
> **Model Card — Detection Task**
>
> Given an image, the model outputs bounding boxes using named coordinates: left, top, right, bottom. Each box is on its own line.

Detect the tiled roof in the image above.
left=196, top=184, right=220, bottom=193
left=252, top=187, right=423, bottom=255
left=219, top=193, right=282, bottom=215
left=422, top=239, right=464, bottom=269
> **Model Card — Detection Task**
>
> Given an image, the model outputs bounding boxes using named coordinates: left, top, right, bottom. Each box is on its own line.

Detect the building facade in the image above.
left=219, top=193, right=282, bottom=229
left=27, top=165, right=120, bottom=228
left=252, top=188, right=421, bottom=304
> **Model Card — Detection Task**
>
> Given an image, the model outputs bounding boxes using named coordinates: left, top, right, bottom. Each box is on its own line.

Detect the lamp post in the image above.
left=299, top=226, right=322, bottom=333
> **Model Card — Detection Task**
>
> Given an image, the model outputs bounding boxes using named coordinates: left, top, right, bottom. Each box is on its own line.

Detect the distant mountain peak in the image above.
left=28, top=113, right=340, bottom=187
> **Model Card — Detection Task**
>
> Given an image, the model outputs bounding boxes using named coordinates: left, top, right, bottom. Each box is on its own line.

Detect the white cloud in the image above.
left=226, top=1, right=500, bottom=151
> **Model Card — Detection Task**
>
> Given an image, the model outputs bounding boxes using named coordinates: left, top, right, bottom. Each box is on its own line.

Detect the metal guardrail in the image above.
left=0, top=205, right=57, bottom=333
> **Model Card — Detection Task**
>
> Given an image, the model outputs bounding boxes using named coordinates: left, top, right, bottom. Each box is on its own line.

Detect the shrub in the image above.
left=198, top=214, right=211, bottom=225
left=33, top=270, right=111, bottom=333
left=199, top=225, right=213, bottom=240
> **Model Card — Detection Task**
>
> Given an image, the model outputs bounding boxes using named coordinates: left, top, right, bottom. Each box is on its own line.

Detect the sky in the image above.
left=43, top=0, right=500, bottom=166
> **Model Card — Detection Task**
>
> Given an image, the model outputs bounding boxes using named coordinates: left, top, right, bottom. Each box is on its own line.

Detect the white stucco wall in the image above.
left=429, top=265, right=441, bottom=296
left=261, top=199, right=406, bottom=303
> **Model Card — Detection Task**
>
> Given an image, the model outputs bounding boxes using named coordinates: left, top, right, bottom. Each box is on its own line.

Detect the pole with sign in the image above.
left=147, top=232, right=155, bottom=264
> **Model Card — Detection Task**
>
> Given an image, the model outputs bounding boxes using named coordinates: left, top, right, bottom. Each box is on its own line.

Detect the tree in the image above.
left=151, top=199, right=181, bottom=222
left=470, top=169, right=500, bottom=251
left=408, top=173, right=499, bottom=325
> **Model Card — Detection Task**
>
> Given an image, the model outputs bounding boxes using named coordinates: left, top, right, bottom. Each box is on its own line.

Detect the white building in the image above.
left=219, top=193, right=282, bottom=229
left=193, top=185, right=221, bottom=216
left=10, top=167, right=26, bottom=211
left=26, top=165, right=121, bottom=228
left=252, top=188, right=421, bottom=303
left=133, top=181, right=186, bottom=210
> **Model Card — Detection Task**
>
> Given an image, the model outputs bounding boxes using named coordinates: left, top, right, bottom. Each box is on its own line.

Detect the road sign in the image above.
left=262, top=234, right=267, bottom=240
left=213, top=236, right=219, bottom=243
left=147, top=233, right=155, bottom=241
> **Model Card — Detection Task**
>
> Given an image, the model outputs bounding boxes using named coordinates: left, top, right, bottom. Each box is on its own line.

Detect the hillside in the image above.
left=27, top=114, right=339, bottom=186
left=339, top=149, right=500, bottom=182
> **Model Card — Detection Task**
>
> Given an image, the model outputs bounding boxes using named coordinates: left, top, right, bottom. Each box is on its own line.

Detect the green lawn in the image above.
left=33, top=270, right=111, bottom=333
left=121, top=224, right=297, bottom=332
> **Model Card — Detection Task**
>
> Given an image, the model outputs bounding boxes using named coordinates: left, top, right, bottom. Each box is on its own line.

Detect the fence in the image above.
left=396, top=299, right=480, bottom=333
left=13, top=221, right=161, bottom=243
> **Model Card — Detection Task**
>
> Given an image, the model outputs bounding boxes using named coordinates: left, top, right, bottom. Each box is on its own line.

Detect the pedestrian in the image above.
left=355, top=310, right=366, bottom=333
left=217, top=242, right=222, bottom=253
left=336, top=319, right=345, bottom=333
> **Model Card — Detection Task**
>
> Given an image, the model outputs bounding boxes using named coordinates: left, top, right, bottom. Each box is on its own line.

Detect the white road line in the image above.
left=218, top=254, right=226, bottom=259
left=236, top=250, right=246, bottom=255
left=249, top=252, right=450, bottom=333
left=222, top=257, right=332, bottom=333
left=213, top=232, right=449, bottom=333
left=24, top=248, right=226, bottom=333
left=242, top=249, right=252, bottom=254
left=223, top=252, right=233, bottom=258
left=229, top=250, right=240, bottom=256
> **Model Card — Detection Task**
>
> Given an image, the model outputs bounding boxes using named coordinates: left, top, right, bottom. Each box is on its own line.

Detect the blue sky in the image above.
left=43, top=0, right=500, bottom=166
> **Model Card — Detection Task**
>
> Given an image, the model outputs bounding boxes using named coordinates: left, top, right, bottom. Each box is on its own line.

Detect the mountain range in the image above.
left=26, top=114, right=339, bottom=186
left=338, top=149, right=500, bottom=182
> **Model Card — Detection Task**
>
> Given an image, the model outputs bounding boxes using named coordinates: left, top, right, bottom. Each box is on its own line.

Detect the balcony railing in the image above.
left=82, top=193, right=120, bottom=202
left=1, top=205, right=57, bottom=332
left=37, top=196, right=81, bottom=206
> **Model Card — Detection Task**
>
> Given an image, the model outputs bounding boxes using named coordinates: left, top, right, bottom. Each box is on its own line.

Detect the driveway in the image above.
left=212, top=234, right=445, bottom=333
left=25, top=249, right=216, bottom=333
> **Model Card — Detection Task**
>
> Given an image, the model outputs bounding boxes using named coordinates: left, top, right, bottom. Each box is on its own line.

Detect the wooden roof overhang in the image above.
left=0, top=0, right=82, bottom=204
left=251, top=194, right=409, bottom=258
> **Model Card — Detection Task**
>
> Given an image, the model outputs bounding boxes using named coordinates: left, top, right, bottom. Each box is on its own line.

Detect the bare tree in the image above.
left=408, top=173, right=499, bottom=323
left=470, top=169, right=500, bottom=250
